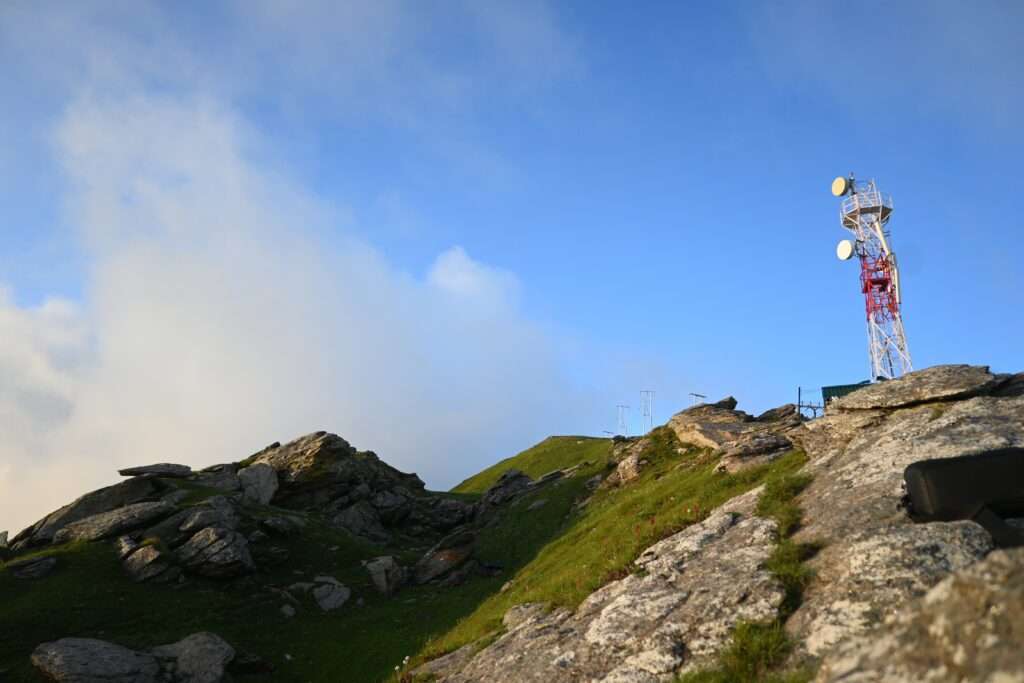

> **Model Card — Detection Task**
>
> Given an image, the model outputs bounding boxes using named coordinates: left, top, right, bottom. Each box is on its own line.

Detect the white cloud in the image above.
left=0, top=94, right=577, bottom=536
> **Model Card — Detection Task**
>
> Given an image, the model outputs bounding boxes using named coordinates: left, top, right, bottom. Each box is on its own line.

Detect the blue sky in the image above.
left=1, top=1, right=1022, bottom=532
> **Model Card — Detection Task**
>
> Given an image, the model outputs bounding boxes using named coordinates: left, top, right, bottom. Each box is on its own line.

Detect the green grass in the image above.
left=677, top=460, right=817, bottom=683
left=417, top=430, right=811, bottom=664
left=451, top=436, right=611, bottom=494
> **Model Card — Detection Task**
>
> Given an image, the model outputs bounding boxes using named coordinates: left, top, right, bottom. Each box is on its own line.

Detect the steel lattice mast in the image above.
left=832, top=175, right=912, bottom=380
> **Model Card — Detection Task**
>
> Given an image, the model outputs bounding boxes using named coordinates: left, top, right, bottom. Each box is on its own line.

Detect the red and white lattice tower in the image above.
left=832, top=174, right=912, bottom=380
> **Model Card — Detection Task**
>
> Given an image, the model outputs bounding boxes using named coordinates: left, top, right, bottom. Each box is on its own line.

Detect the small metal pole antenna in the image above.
left=640, top=390, right=655, bottom=433
left=616, top=404, right=630, bottom=436
left=688, top=392, right=706, bottom=406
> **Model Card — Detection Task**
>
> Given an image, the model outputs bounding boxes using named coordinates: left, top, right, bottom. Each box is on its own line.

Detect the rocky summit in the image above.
left=1, top=363, right=1023, bottom=682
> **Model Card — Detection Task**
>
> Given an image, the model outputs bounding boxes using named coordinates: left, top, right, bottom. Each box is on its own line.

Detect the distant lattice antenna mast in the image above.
left=616, top=404, right=630, bottom=436
left=832, top=174, right=913, bottom=380
left=640, top=390, right=655, bottom=433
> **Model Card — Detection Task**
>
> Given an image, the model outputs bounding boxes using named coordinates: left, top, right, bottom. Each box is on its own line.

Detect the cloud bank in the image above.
left=0, top=93, right=577, bottom=535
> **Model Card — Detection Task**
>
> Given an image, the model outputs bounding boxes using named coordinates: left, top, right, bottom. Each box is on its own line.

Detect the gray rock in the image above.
left=11, top=476, right=162, bottom=549
left=427, top=498, right=474, bottom=531
left=371, top=488, right=412, bottom=524
left=237, top=463, right=278, bottom=505
left=364, top=555, right=407, bottom=596
left=479, top=469, right=533, bottom=509
left=139, top=509, right=193, bottom=549
left=527, top=499, right=548, bottom=511
left=176, top=527, right=254, bottom=578
left=161, top=489, right=190, bottom=506
left=52, top=502, right=175, bottom=544
left=123, top=545, right=178, bottom=583
left=7, top=555, right=58, bottom=579
left=248, top=530, right=269, bottom=544
left=993, top=372, right=1024, bottom=397
left=179, top=497, right=238, bottom=534
left=713, top=431, right=792, bottom=474
left=415, top=530, right=475, bottom=584
left=816, top=548, right=1024, bottom=683
left=0, top=530, right=8, bottom=548
left=788, top=522, right=993, bottom=658
left=260, top=515, right=303, bottom=536
left=312, top=580, right=351, bottom=611
left=413, top=643, right=478, bottom=679
left=118, top=463, right=192, bottom=478
left=149, top=632, right=234, bottom=683
left=830, top=364, right=1003, bottom=411
left=667, top=398, right=756, bottom=451
left=31, top=638, right=160, bottom=682
left=332, top=500, right=389, bottom=544
left=193, top=465, right=241, bottom=492
left=280, top=604, right=296, bottom=618
left=445, top=489, right=783, bottom=682
left=115, top=535, right=140, bottom=559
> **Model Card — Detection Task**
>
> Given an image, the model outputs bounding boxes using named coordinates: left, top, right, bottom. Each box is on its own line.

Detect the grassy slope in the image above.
left=451, top=436, right=610, bottom=494
left=0, top=438, right=610, bottom=682
left=416, top=428, right=810, bottom=667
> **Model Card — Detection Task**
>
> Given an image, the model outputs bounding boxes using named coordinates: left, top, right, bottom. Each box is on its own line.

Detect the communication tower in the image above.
left=616, top=404, right=630, bottom=436
left=640, top=390, right=655, bottom=433
left=832, top=174, right=912, bottom=380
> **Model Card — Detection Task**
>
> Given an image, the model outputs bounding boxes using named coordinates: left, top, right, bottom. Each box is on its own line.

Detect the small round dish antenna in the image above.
left=836, top=239, right=855, bottom=261
left=831, top=176, right=850, bottom=197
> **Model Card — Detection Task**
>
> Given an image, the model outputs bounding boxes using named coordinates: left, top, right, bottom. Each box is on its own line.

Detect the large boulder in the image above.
left=364, top=555, right=407, bottom=596
left=816, top=548, right=1024, bottom=682
left=479, top=469, right=533, bottom=510
left=237, top=463, right=278, bottom=505
left=150, top=632, right=235, bottom=683
left=11, top=476, right=163, bottom=549
left=176, top=527, right=254, bottom=578
left=713, top=431, right=792, bottom=474
left=414, top=530, right=476, bottom=585
left=667, top=397, right=758, bottom=451
left=52, top=502, right=176, bottom=544
left=118, top=463, right=192, bottom=478
left=829, top=364, right=1003, bottom=411
left=311, top=576, right=351, bottom=611
left=31, top=638, right=161, bottom=682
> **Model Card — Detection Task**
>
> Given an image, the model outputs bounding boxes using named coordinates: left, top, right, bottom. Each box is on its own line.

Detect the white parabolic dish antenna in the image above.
left=836, top=239, right=855, bottom=261
left=831, top=176, right=849, bottom=197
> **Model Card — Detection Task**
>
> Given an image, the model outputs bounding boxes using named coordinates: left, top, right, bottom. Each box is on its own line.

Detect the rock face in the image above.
left=478, top=469, right=533, bottom=511
left=443, top=489, right=784, bottom=681
left=333, top=499, right=390, bottom=544
left=176, top=527, right=254, bottom=578
left=816, top=548, right=1024, bottom=683
left=237, top=463, right=278, bottom=505
left=31, top=633, right=235, bottom=683
left=52, top=502, right=176, bottom=544
left=118, top=463, right=193, bottom=478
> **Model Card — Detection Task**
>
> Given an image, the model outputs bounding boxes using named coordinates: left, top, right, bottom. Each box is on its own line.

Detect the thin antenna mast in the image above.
left=616, top=404, right=630, bottom=437
left=640, top=390, right=655, bottom=433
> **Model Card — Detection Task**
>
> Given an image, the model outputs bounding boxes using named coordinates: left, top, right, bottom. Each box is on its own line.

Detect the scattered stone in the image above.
left=248, top=529, right=268, bottom=544
left=7, top=556, right=58, bottom=580
left=287, top=582, right=314, bottom=594
left=312, top=580, right=351, bottom=611
left=176, top=527, right=254, bottom=578
left=52, top=502, right=176, bottom=544
left=415, top=530, right=475, bottom=584
left=527, top=499, right=548, bottom=511
left=830, top=364, right=1003, bottom=411
left=32, top=638, right=160, bottom=682
left=237, top=463, right=278, bottom=505
left=150, top=632, right=234, bottom=683
left=280, top=603, right=296, bottom=618
left=123, top=544, right=179, bottom=583
left=260, top=515, right=302, bottom=536
left=118, top=463, right=192, bottom=479
left=817, top=548, right=1024, bottom=682
left=364, top=556, right=407, bottom=596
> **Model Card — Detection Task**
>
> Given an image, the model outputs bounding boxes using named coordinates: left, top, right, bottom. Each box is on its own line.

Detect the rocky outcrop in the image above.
left=829, top=364, right=1004, bottom=410
left=816, top=548, right=1024, bottom=682
left=52, top=501, right=176, bottom=544
left=118, top=463, right=193, bottom=478
left=31, top=632, right=235, bottom=683
left=443, top=489, right=784, bottom=681
left=176, top=527, right=253, bottom=578
left=478, top=469, right=533, bottom=511
left=193, top=465, right=241, bottom=492
left=237, top=463, right=278, bottom=505
left=333, top=499, right=390, bottom=544
left=11, top=476, right=164, bottom=550
left=123, top=544, right=180, bottom=583
left=713, top=431, right=792, bottom=474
